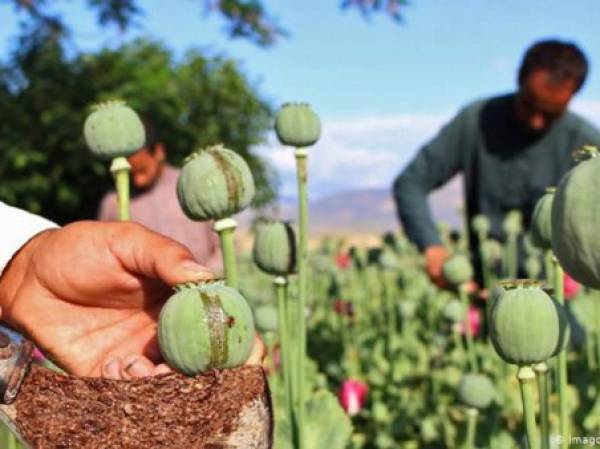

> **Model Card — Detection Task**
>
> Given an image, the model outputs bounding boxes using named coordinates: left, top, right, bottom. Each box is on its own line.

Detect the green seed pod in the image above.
left=552, top=149, right=600, bottom=287
left=458, top=373, right=495, bottom=409
left=442, top=299, right=466, bottom=324
left=524, top=255, right=542, bottom=279
left=490, top=280, right=566, bottom=365
left=83, top=100, right=145, bottom=160
left=275, top=102, right=321, bottom=148
left=530, top=189, right=554, bottom=250
left=442, top=254, right=473, bottom=287
left=253, top=220, right=296, bottom=276
left=503, top=210, right=523, bottom=235
left=471, top=214, right=491, bottom=236
left=481, top=239, right=503, bottom=263
left=158, top=281, right=255, bottom=375
left=177, top=145, right=255, bottom=221
left=253, top=305, right=278, bottom=333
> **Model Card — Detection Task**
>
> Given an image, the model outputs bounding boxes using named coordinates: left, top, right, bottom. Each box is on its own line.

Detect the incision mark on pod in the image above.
left=284, top=221, right=297, bottom=273
left=209, top=148, right=241, bottom=210
left=200, top=292, right=229, bottom=369
left=226, top=316, right=236, bottom=328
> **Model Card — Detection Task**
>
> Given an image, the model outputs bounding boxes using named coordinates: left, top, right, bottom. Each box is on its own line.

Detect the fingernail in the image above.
left=180, top=260, right=213, bottom=279
left=124, top=357, right=150, bottom=378
left=102, top=358, right=120, bottom=379
left=153, top=364, right=172, bottom=375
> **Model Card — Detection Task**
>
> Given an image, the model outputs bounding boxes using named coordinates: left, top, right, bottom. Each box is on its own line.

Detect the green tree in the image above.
left=0, top=37, right=274, bottom=224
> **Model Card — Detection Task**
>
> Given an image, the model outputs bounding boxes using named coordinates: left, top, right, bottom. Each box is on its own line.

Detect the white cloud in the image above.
left=257, top=112, right=451, bottom=198
left=258, top=99, right=600, bottom=200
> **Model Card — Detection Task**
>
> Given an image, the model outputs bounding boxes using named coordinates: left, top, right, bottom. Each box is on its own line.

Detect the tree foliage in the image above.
left=6, top=0, right=407, bottom=47
left=0, top=0, right=409, bottom=224
left=0, top=38, right=274, bottom=224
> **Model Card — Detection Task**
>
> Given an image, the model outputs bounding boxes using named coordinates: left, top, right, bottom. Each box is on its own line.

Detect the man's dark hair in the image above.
left=518, top=39, right=589, bottom=92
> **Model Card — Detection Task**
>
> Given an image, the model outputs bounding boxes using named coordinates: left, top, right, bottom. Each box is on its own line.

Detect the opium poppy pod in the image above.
left=442, top=254, right=473, bottom=287
left=158, top=281, right=255, bottom=376
left=471, top=214, right=490, bottom=236
left=253, top=304, right=278, bottom=333
left=530, top=188, right=554, bottom=250
left=177, top=145, right=255, bottom=221
left=490, top=280, right=567, bottom=365
left=275, top=103, right=321, bottom=148
left=458, top=373, right=495, bottom=410
left=502, top=210, right=523, bottom=235
left=83, top=100, right=145, bottom=160
left=481, top=239, right=502, bottom=263
left=552, top=147, right=600, bottom=287
left=253, top=220, right=297, bottom=276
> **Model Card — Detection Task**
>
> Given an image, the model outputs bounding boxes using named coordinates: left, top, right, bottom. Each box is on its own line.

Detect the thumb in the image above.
left=108, top=222, right=214, bottom=286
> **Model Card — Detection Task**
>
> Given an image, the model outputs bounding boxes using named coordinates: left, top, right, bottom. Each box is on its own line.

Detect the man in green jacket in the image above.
left=393, top=40, right=600, bottom=286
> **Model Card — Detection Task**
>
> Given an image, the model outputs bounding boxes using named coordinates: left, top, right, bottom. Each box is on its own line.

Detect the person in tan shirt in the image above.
left=98, top=122, right=222, bottom=273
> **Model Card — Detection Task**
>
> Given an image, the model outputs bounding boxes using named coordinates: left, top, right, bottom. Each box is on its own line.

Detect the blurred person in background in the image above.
left=98, top=120, right=222, bottom=273
left=393, top=39, right=600, bottom=287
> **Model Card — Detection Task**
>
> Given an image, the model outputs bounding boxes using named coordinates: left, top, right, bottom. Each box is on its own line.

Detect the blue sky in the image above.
left=2, top=0, right=600, bottom=198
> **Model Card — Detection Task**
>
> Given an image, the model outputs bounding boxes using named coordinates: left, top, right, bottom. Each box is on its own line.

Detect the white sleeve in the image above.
left=0, top=202, right=58, bottom=275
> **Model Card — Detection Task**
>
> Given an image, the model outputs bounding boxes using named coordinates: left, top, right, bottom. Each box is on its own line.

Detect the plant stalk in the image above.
left=505, top=234, right=518, bottom=279
left=465, top=408, right=478, bottom=449
left=274, top=276, right=295, bottom=445
left=383, top=272, right=397, bottom=358
left=544, top=250, right=554, bottom=287
left=585, top=331, right=597, bottom=371
left=596, top=332, right=600, bottom=374
left=213, top=218, right=238, bottom=289
left=534, top=362, right=550, bottom=449
left=274, top=279, right=293, bottom=409
left=477, top=232, right=491, bottom=291
left=110, top=156, right=131, bottom=221
left=295, top=148, right=309, bottom=449
left=553, top=255, right=569, bottom=449
left=518, top=365, right=540, bottom=449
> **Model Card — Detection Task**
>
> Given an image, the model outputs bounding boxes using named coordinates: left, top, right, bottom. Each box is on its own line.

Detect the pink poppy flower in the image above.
left=339, top=379, right=368, bottom=416
left=335, top=252, right=352, bottom=270
left=333, top=299, right=354, bottom=318
left=563, top=273, right=580, bottom=300
left=458, top=306, right=481, bottom=337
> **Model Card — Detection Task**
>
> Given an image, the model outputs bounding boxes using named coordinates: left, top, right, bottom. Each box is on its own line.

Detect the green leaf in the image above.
left=275, top=389, right=352, bottom=449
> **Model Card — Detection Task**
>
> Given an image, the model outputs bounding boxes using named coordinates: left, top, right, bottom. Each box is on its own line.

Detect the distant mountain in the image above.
left=242, top=175, right=464, bottom=236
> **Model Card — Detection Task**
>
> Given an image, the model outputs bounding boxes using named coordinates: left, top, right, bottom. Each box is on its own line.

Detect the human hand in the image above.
left=424, top=245, right=449, bottom=288
left=0, top=221, right=264, bottom=379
